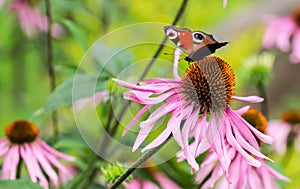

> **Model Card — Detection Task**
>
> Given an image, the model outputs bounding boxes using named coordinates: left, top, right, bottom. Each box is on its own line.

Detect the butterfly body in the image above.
left=164, top=26, right=228, bottom=62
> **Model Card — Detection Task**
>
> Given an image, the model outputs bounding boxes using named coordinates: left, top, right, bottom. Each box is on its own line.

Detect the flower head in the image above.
left=268, top=110, right=300, bottom=154
left=4, top=0, right=63, bottom=38
left=193, top=108, right=289, bottom=189
left=0, top=120, right=75, bottom=189
left=263, top=5, right=300, bottom=63
left=113, top=48, right=272, bottom=173
left=243, top=52, right=275, bottom=86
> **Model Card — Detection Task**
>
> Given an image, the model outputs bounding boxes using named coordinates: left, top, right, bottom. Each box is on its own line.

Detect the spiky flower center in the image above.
left=242, top=108, right=267, bottom=135
left=294, top=5, right=300, bottom=26
left=281, top=110, right=300, bottom=125
left=5, top=120, right=39, bottom=144
left=182, top=57, right=235, bottom=112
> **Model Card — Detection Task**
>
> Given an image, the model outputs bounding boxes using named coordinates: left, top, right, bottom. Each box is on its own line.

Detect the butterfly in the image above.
left=164, top=25, right=228, bottom=62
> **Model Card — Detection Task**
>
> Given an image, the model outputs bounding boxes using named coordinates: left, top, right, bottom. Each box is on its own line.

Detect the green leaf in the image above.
left=41, top=74, right=108, bottom=113
left=60, top=19, right=88, bottom=51
left=0, top=180, right=43, bottom=189
left=93, top=42, right=134, bottom=77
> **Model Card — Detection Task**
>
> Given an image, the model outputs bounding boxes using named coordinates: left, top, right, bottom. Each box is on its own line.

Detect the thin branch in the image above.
left=45, top=0, right=59, bottom=142
left=109, top=136, right=172, bottom=189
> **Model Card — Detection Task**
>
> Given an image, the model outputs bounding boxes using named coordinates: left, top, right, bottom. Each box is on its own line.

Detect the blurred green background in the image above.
left=0, top=0, right=300, bottom=188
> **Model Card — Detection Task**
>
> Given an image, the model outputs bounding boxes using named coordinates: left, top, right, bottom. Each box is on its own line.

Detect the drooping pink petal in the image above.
left=276, top=17, right=297, bottom=51
left=73, top=90, right=109, bottom=112
left=231, top=95, right=263, bottom=103
left=7, top=145, right=20, bottom=179
left=123, top=104, right=152, bottom=136
left=227, top=106, right=273, bottom=144
left=153, top=172, right=181, bottom=189
left=225, top=120, right=261, bottom=167
left=38, top=139, right=75, bottom=161
left=125, top=90, right=175, bottom=104
left=290, top=29, right=300, bottom=64
left=182, top=109, right=200, bottom=170
left=142, top=180, right=160, bottom=189
left=267, top=120, right=291, bottom=154
left=113, top=78, right=180, bottom=94
left=22, top=143, right=49, bottom=189
left=0, top=139, right=10, bottom=158
left=141, top=112, right=177, bottom=152
left=30, top=143, right=59, bottom=186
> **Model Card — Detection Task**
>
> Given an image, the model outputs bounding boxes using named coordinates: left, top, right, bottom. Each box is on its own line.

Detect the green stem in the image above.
left=257, top=82, right=268, bottom=120
left=16, top=159, right=22, bottom=179
left=45, top=0, right=59, bottom=142
left=109, top=136, right=172, bottom=189
left=281, top=129, right=296, bottom=167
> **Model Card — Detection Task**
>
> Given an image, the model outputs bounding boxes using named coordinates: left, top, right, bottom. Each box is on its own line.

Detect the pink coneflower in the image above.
left=263, top=5, right=300, bottom=63
left=0, top=120, right=75, bottom=189
left=72, top=90, right=109, bottom=113
left=268, top=110, right=300, bottom=154
left=6, top=0, right=63, bottom=38
left=113, top=48, right=272, bottom=173
left=192, top=108, right=289, bottom=189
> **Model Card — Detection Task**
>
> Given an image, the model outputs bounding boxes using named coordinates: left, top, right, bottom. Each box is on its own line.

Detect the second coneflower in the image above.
left=192, top=108, right=289, bottom=189
left=113, top=48, right=272, bottom=173
left=0, top=120, right=75, bottom=189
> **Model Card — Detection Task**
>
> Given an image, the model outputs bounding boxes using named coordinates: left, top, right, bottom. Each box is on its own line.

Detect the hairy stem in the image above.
left=109, top=136, right=172, bottom=189
left=45, top=0, right=59, bottom=142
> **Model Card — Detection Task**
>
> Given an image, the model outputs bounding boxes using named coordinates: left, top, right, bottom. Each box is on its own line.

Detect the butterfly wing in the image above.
left=189, top=42, right=228, bottom=61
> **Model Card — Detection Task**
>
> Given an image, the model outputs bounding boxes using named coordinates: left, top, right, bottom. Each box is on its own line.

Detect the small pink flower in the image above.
left=72, top=90, right=109, bottom=113
left=5, top=0, right=63, bottom=38
left=268, top=110, right=300, bottom=154
left=124, top=172, right=181, bottom=189
left=188, top=108, right=290, bottom=189
left=263, top=6, right=300, bottom=63
left=113, top=48, right=272, bottom=174
left=0, top=120, right=75, bottom=189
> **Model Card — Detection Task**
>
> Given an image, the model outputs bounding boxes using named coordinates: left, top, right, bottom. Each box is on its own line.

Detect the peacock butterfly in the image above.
left=164, top=25, right=228, bottom=62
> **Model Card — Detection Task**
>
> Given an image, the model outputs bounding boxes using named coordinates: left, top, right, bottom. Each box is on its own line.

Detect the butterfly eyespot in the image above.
left=166, top=29, right=178, bottom=39
left=192, top=32, right=204, bottom=44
